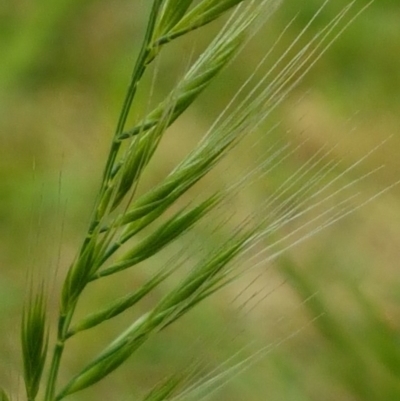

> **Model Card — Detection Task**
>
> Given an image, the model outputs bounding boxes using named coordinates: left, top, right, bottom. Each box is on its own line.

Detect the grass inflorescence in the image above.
left=2, top=1, right=399, bottom=401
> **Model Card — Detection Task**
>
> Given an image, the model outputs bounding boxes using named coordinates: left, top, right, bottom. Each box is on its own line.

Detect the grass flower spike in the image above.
left=21, top=284, right=49, bottom=401
left=1, top=1, right=394, bottom=401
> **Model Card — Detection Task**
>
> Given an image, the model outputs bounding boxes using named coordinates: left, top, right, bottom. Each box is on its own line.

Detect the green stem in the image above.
left=77, top=0, right=163, bottom=257
left=99, top=0, right=163, bottom=199
left=44, top=341, right=64, bottom=401
left=44, top=313, right=66, bottom=401
left=44, top=303, right=78, bottom=401
left=43, top=3, right=165, bottom=400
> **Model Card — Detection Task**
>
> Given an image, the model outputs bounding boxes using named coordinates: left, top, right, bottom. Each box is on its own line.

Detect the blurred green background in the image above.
left=1, top=1, right=400, bottom=400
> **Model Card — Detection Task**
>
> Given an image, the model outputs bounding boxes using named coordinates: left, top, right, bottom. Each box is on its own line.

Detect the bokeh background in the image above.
left=1, top=1, right=400, bottom=400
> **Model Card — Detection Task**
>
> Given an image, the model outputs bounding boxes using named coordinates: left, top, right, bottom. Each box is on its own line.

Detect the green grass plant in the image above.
left=2, top=1, right=399, bottom=401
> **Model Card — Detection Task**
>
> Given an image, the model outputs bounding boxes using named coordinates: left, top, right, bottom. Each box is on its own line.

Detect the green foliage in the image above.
left=0, top=388, right=10, bottom=401
left=1, top=1, right=399, bottom=401
left=279, top=255, right=400, bottom=400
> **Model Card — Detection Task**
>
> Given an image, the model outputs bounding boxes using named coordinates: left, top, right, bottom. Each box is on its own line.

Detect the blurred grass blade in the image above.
left=0, top=389, right=10, bottom=401
left=278, top=255, right=366, bottom=386
left=353, top=286, right=400, bottom=377
left=0, top=0, right=83, bottom=90
left=21, top=284, right=49, bottom=401
left=142, top=374, right=184, bottom=401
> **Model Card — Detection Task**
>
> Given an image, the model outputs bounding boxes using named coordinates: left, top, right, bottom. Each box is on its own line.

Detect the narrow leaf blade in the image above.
left=0, top=388, right=10, bottom=401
